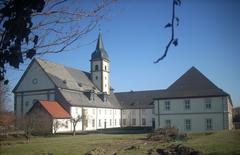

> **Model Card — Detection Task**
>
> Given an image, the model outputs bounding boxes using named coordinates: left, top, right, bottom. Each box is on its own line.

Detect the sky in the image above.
left=7, top=0, right=240, bottom=109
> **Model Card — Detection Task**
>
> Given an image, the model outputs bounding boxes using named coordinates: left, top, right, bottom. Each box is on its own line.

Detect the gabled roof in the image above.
left=38, top=101, right=70, bottom=118
left=91, top=32, right=109, bottom=61
left=34, top=59, right=121, bottom=108
left=36, top=59, right=97, bottom=92
left=154, top=67, right=229, bottom=99
left=115, top=90, right=165, bottom=109
left=59, top=89, right=121, bottom=108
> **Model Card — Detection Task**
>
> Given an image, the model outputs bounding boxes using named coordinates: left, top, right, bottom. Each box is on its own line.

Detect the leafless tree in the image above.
left=30, top=0, right=116, bottom=55
left=52, top=119, right=63, bottom=135
left=154, top=0, right=181, bottom=63
left=0, top=0, right=117, bottom=82
left=22, top=115, right=34, bottom=143
left=70, top=109, right=87, bottom=136
left=0, top=81, right=11, bottom=112
left=70, top=115, right=82, bottom=136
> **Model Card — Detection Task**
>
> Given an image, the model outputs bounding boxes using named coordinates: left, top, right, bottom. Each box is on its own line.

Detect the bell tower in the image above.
left=90, top=33, right=110, bottom=94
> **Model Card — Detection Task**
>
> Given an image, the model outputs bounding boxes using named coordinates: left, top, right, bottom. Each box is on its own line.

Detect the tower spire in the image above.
left=96, top=32, right=104, bottom=50
left=90, top=33, right=110, bottom=94
left=91, top=32, right=109, bottom=61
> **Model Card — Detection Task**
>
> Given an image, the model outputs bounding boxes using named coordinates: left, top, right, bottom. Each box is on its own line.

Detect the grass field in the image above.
left=1, top=130, right=240, bottom=155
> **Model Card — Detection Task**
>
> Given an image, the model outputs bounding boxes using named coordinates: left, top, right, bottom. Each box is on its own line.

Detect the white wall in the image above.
left=154, top=96, right=232, bottom=132
left=53, top=119, right=71, bottom=133
left=15, top=61, right=55, bottom=92
left=91, top=60, right=110, bottom=94
left=14, top=60, right=55, bottom=121
left=70, top=106, right=121, bottom=132
left=158, top=113, right=224, bottom=132
left=102, top=60, right=110, bottom=94
left=122, top=109, right=154, bottom=127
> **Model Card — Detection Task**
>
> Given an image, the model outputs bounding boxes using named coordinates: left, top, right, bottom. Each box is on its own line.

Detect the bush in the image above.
left=147, top=127, right=188, bottom=142
left=85, top=147, right=106, bottom=155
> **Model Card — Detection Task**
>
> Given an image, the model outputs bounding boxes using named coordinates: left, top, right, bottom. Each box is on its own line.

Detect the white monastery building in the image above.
left=13, top=33, right=233, bottom=134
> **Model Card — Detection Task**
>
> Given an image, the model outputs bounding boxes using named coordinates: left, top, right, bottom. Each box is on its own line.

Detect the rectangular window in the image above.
left=185, top=100, right=191, bottom=110
left=65, top=121, right=69, bottom=128
left=110, top=119, right=112, bottom=126
left=123, top=119, right=126, bottom=126
left=92, top=119, right=95, bottom=128
left=114, top=119, right=117, bottom=126
left=165, top=120, right=171, bottom=128
left=165, top=101, right=170, bottom=111
left=185, top=119, right=191, bottom=131
left=132, top=118, right=136, bottom=125
left=142, top=118, right=146, bottom=126
left=205, top=103, right=211, bottom=109
left=99, top=119, right=101, bottom=127
left=205, top=98, right=212, bottom=110
left=205, top=118, right=212, bottom=130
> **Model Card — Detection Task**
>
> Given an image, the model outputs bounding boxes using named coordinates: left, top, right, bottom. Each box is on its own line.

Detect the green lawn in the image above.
left=1, top=130, right=240, bottom=155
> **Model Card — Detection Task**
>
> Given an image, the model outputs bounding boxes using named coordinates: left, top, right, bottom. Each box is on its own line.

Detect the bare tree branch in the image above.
left=0, top=0, right=116, bottom=82
left=154, top=0, right=181, bottom=63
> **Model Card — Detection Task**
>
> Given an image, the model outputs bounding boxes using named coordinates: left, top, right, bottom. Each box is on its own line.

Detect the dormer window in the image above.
left=95, top=65, right=99, bottom=71
left=98, top=93, right=107, bottom=102
left=84, top=90, right=95, bottom=101
left=90, top=92, right=95, bottom=101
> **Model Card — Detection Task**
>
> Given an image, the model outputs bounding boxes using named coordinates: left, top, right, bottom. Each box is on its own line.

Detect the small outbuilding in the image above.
left=27, top=100, right=71, bottom=134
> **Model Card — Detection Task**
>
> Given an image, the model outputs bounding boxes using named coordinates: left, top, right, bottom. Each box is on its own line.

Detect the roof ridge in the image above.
left=115, top=89, right=165, bottom=94
left=36, top=58, right=87, bottom=73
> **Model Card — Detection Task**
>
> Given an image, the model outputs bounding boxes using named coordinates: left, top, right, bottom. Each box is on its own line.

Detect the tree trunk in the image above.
left=73, top=124, right=76, bottom=136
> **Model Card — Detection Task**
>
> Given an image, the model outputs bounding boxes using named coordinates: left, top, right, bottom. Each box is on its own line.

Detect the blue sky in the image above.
left=7, top=0, right=240, bottom=108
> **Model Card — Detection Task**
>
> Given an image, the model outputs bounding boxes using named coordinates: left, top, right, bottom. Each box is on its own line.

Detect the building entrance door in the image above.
left=152, top=118, right=155, bottom=128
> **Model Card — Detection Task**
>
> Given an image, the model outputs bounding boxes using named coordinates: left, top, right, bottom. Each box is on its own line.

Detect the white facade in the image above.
left=154, top=96, right=233, bottom=132
left=91, top=59, right=110, bottom=94
left=53, top=107, right=121, bottom=133
left=14, top=60, right=121, bottom=133
left=14, top=61, right=55, bottom=121
left=122, top=109, right=155, bottom=127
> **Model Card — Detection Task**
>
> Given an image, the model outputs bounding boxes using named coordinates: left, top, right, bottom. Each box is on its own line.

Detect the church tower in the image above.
left=90, top=33, right=110, bottom=94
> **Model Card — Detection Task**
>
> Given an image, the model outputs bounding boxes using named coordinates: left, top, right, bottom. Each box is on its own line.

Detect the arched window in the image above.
left=95, top=65, right=99, bottom=71
left=105, top=65, right=107, bottom=71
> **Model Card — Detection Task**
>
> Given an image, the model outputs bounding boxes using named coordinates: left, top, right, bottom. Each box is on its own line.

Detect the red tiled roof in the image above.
left=38, top=101, right=70, bottom=118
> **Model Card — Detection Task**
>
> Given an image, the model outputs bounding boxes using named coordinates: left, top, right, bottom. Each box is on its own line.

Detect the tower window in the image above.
left=105, top=66, right=107, bottom=71
left=95, top=65, right=99, bottom=71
